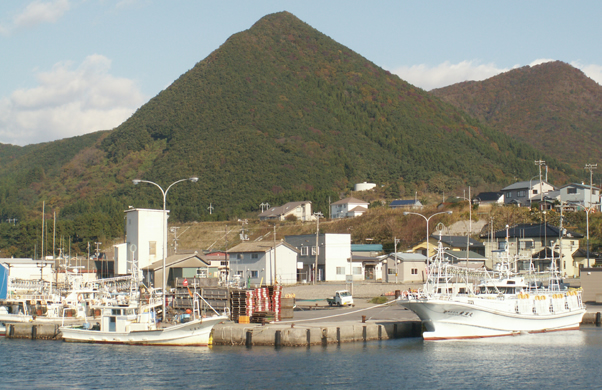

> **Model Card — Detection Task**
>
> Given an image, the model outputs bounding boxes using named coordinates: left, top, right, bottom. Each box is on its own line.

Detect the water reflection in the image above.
left=1, top=328, right=601, bottom=389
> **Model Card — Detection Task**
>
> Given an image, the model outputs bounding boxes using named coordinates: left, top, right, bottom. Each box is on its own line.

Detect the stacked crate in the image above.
left=230, top=289, right=248, bottom=323
left=271, top=284, right=282, bottom=321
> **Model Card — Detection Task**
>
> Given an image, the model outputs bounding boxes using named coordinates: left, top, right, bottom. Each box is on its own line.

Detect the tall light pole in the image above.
left=403, top=211, right=452, bottom=264
left=132, top=176, right=198, bottom=320
left=584, top=164, right=598, bottom=267
left=457, top=187, right=472, bottom=267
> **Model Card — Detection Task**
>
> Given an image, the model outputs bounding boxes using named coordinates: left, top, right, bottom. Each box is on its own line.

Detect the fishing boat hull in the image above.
left=60, top=316, right=227, bottom=346
left=400, top=296, right=586, bottom=340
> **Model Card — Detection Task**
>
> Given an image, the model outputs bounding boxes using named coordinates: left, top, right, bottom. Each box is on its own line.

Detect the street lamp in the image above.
left=132, top=176, right=198, bottom=319
left=457, top=187, right=472, bottom=267
left=403, top=210, right=453, bottom=264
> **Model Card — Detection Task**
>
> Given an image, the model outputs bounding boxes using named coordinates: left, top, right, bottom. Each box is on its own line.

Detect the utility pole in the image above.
left=313, top=212, right=323, bottom=284
left=273, top=224, right=277, bottom=285
left=535, top=160, right=546, bottom=204
left=394, top=237, right=400, bottom=284
left=207, top=203, right=214, bottom=215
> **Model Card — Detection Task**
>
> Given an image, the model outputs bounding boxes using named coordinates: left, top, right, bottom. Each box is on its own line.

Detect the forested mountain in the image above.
left=0, top=12, right=575, bottom=257
left=431, top=61, right=602, bottom=168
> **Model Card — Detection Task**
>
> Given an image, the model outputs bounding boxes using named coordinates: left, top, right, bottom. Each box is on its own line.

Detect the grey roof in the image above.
left=389, top=253, right=427, bottom=262
left=481, top=223, right=584, bottom=239
left=443, top=250, right=486, bottom=261
left=390, top=199, right=421, bottom=206
left=560, top=183, right=600, bottom=190
left=501, top=179, right=551, bottom=191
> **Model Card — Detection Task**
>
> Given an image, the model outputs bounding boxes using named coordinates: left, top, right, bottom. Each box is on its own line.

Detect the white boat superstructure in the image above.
left=399, top=237, right=586, bottom=340
left=60, top=260, right=228, bottom=346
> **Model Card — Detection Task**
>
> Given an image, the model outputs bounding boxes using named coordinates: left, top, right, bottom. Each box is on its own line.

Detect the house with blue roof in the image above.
left=389, top=199, right=423, bottom=210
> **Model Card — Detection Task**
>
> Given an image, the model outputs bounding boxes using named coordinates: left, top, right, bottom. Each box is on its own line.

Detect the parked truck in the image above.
left=326, top=290, right=354, bottom=307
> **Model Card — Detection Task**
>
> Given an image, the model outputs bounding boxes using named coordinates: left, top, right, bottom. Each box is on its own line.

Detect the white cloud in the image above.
left=14, top=0, right=70, bottom=28
left=1, top=0, right=70, bottom=34
left=392, top=58, right=602, bottom=90
left=0, top=54, right=148, bottom=146
left=570, top=61, right=602, bottom=86
left=391, top=60, right=513, bottom=91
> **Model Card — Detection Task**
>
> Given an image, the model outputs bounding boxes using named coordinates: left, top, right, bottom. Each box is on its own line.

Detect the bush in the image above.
left=369, top=296, right=388, bottom=304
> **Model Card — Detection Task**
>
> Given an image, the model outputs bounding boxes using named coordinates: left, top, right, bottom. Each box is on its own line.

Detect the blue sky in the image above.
left=1, top=1, right=601, bottom=146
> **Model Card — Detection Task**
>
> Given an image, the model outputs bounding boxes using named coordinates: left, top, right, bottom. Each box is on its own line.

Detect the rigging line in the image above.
left=276, top=301, right=396, bottom=324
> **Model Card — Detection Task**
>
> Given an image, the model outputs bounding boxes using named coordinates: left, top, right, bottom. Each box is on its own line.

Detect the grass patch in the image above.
left=369, top=296, right=388, bottom=304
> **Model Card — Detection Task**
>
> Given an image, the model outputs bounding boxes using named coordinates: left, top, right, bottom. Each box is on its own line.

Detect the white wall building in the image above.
left=227, top=241, right=299, bottom=285
left=558, top=183, right=601, bottom=210
left=285, top=233, right=352, bottom=282
left=119, top=208, right=167, bottom=276
left=330, top=197, right=369, bottom=219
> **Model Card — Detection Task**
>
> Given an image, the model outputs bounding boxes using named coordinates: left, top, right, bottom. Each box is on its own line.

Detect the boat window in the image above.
left=112, top=309, right=122, bottom=316
left=126, top=309, right=135, bottom=315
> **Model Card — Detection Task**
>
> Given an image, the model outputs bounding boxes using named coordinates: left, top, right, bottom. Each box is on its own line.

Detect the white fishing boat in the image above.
left=60, top=264, right=229, bottom=347
left=398, top=235, right=586, bottom=340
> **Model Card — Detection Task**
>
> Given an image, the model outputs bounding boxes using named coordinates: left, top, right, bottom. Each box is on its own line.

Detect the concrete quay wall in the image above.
left=6, top=323, right=62, bottom=340
left=211, top=320, right=422, bottom=347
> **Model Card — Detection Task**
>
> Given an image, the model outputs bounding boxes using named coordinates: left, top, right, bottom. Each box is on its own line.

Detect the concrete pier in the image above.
left=211, top=320, right=422, bottom=346
left=6, top=323, right=63, bottom=340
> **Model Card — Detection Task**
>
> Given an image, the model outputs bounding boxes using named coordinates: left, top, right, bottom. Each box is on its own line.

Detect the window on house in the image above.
left=388, top=268, right=396, bottom=275
left=301, top=247, right=308, bottom=256
left=353, top=267, right=362, bottom=275
left=237, top=254, right=243, bottom=259
left=250, top=270, right=258, bottom=278
left=507, top=192, right=512, bottom=198
left=519, top=240, right=534, bottom=250
left=532, top=189, right=538, bottom=195
left=411, top=268, right=418, bottom=275
left=220, top=261, right=228, bottom=266
left=336, top=267, right=345, bottom=275
left=236, top=270, right=243, bottom=277
left=149, top=241, right=156, bottom=256
left=567, top=188, right=577, bottom=194
left=311, top=246, right=319, bottom=256
left=517, top=190, right=526, bottom=197
left=498, top=241, right=508, bottom=250
left=251, top=253, right=259, bottom=259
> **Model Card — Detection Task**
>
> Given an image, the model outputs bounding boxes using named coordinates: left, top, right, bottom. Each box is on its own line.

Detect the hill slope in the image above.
left=430, top=61, right=602, bottom=168
left=100, top=12, right=554, bottom=209
left=0, top=12, right=572, bottom=257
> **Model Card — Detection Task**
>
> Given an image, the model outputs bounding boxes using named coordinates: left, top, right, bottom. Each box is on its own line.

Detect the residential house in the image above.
left=351, top=244, right=384, bottom=280
left=408, top=235, right=485, bottom=259
left=480, top=223, right=584, bottom=277
left=142, top=253, right=211, bottom=290
left=442, top=250, right=487, bottom=268
left=227, top=241, right=299, bottom=286
left=386, top=253, right=427, bottom=283
left=258, top=201, right=314, bottom=222
left=558, top=183, right=601, bottom=210
left=330, top=197, right=369, bottom=219
left=389, top=199, right=423, bottom=210
left=500, top=179, right=555, bottom=207
left=472, top=192, right=504, bottom=206
left=284, top=233, right=352, bottom=282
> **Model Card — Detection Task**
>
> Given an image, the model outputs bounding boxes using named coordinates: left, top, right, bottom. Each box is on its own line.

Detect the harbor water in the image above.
left=1, top=326, right=601, bottom=389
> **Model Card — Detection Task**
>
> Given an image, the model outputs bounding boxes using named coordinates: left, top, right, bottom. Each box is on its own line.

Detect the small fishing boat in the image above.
left=60, top=282, right=228, bottom=346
